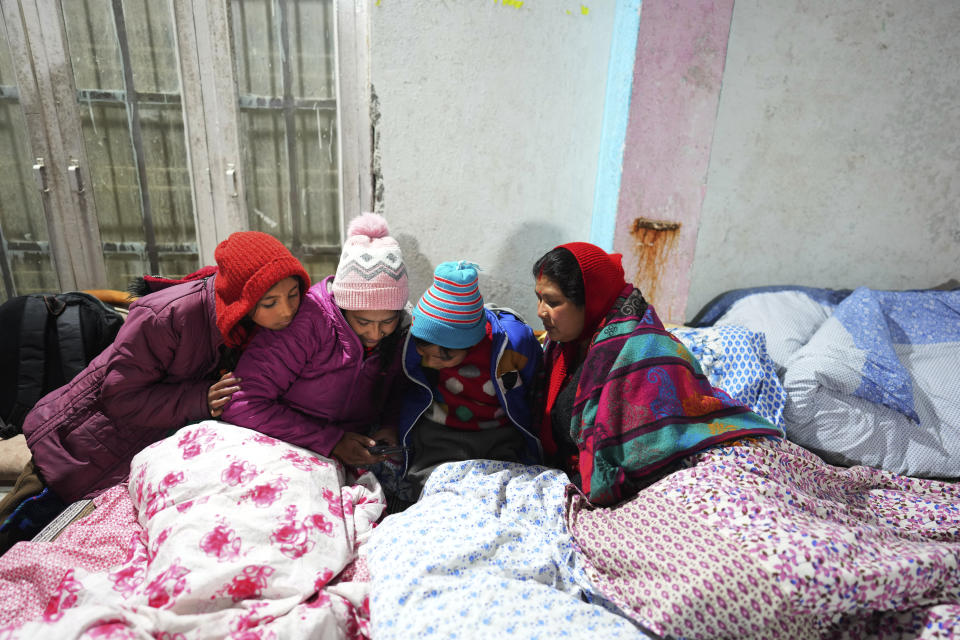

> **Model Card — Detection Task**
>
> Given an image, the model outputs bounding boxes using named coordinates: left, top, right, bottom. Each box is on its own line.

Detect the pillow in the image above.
left=688, top=285, right=850, bottom=327
left=669, top=324, right=787, bottom=428
left=783, top=288, right=960, bottom=478
left=713, top=290, right=839, bottom=375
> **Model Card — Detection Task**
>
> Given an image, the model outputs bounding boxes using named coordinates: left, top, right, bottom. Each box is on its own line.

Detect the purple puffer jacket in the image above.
left=22, top=277, right=222, bottom=503
left=222, top=276, right=405, bottom=456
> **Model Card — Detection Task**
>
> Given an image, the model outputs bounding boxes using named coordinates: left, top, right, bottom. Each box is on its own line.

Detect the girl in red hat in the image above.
left=1, top=232, right=310, bottom=551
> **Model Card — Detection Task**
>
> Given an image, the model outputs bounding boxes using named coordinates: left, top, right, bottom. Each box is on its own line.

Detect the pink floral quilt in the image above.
left=0, top=421, right=384, bottom=639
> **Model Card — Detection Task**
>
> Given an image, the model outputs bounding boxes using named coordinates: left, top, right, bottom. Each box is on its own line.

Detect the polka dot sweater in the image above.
left=431, top=331, right=509, bottom=431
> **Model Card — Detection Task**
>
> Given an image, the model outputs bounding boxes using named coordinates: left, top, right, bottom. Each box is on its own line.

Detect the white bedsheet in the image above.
left=364, top=459, right=655, bottom=639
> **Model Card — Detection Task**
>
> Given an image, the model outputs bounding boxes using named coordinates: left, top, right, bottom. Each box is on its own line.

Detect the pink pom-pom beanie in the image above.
left=331, top=212, right=409, bottom=310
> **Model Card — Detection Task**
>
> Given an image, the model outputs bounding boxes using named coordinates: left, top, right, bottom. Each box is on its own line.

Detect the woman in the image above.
left=533, top=242, right=783, bottom=505
left=222, top=213, right=410, bottom=467
left=1, top=231, right=310, bottom=549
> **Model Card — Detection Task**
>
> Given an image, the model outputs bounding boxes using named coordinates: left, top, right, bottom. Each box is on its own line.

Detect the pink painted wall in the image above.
left=613, top=0, right=734, bottom=323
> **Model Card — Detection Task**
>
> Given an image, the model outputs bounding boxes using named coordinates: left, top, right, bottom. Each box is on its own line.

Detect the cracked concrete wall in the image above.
left=369, top=1, right=617, bottom=322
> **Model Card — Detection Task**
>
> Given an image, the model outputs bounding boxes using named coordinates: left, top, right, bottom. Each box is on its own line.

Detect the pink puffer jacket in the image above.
left=23, top=277, right=221, bottom=502
left=222, top=276, right=406, bottom=456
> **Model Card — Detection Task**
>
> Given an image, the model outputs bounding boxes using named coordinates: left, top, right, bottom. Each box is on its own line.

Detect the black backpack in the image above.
left=0, top=292, right=124, bottom=439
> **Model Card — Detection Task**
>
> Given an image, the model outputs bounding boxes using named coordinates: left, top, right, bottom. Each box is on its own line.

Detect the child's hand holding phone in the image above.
left=367, top=440, right=406, bottom=456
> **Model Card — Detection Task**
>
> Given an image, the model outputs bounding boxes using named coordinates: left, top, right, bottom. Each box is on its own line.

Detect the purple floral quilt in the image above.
left=567, top=437, right=960, bottom=639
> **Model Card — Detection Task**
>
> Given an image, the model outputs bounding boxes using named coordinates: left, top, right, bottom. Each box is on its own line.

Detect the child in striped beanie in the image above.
left=411, top=261, right=487, bottom=350
left=383, top=261, right=544, bottom=511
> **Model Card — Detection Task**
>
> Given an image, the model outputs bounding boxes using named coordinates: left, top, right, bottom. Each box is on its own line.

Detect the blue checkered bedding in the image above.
left=697, top=285, right=960, bottom=479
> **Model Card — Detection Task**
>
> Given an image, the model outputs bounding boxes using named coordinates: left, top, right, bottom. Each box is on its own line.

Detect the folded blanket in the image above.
left=669, top=324, right=787, bottom=428
left=784, top=287, right=960, bottom=478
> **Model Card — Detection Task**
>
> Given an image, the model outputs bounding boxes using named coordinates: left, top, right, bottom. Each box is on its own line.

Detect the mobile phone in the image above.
left=368, top=443, right=406, bottom=456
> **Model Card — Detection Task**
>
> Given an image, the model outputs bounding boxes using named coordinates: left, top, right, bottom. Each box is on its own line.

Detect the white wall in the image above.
left=686, top=0, right=960, bottom=319
left=370, top=1, right=617, bottom=321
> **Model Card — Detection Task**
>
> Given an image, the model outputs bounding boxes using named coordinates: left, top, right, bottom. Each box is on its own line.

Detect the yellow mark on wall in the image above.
left=566, top=5, right=590, bottom=16
left=495, top=0, right=524, bottom=8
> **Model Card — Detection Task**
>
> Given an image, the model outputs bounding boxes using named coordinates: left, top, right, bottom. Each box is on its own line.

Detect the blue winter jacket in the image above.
left=396, top=306, right=543, bottom=475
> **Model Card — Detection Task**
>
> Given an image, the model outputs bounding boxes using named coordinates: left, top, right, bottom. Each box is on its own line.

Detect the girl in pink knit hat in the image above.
left=223, top=213, right=411, bottom=467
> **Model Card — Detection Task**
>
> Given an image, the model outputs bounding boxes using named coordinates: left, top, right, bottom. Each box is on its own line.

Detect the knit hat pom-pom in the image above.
left=347, top=212, right=390, bottom=239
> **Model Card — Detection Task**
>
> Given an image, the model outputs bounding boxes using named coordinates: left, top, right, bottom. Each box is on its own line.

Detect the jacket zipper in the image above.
left=400, top=330, right=433, bottom=472
left=489, top=312, right=543, bottom=458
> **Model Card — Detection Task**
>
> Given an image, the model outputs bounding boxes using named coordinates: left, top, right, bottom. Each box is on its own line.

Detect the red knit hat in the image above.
left=556, top=242, right=627, bottom=339
left=214, top=231, right=311, bottom=348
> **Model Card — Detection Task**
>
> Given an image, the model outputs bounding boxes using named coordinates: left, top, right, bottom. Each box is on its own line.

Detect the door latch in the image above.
left=226, top=163, right=238, bottom=197
left=68, top=161, right=84, bottom=193
left=32, top=157, right=49, bottom=193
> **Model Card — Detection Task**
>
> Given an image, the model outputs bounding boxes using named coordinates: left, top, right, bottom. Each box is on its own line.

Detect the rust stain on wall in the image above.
left=629, top=217, right=681, bottom=307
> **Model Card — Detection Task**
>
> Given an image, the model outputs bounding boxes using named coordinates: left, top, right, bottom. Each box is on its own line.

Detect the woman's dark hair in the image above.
left=377, top=318, right=404, bottom=371
left=532, top=247, right=585, bottom=307
left=368, top=318, right=405, bottom=412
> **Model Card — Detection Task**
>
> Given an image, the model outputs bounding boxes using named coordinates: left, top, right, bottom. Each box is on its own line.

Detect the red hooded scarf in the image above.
left=541, top=242, right=627, bottom=455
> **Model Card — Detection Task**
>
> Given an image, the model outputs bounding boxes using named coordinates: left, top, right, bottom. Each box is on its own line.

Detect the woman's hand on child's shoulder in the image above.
left=208, top=371, right=241, bottom=417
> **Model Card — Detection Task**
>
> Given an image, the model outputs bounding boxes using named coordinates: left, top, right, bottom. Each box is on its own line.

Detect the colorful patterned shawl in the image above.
left=553, top=287, right=784, bottom=505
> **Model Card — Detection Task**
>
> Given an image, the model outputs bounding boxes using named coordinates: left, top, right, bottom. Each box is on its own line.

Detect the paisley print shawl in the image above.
left=570, top=287, right=784, bottom=505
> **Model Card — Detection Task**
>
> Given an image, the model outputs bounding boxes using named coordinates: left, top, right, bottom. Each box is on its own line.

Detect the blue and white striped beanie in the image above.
left=412, top=261, right=486, bottom=349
